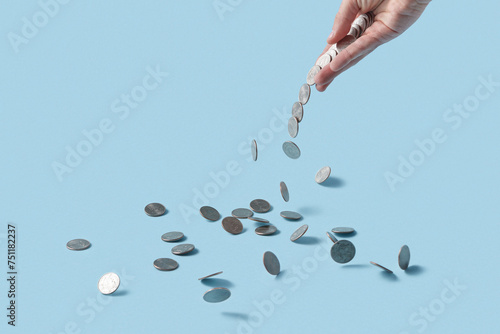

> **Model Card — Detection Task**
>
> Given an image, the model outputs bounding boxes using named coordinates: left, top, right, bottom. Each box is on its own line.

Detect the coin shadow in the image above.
left=380, top=271, right=398, bottom=282
left=201, top=278, right=234, bottom=288
left=294, top=236, right=321, bottom=245
left=110, top=289, right=129, bottom=297
left=275, top=269, right=287, bottom=280
left=297, top=206, right=322, bottom=216
left=221, top=312, right=249, bottom=320
left=405, top=265, right=425, bottom=275
left=341, top=264, right=369, bottom=269
left=335, top=231, right=357, bottom=238
left=320, top=177, right=345, bottom=188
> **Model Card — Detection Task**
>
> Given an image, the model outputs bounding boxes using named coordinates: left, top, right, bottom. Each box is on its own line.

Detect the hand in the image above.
left=315, top=0, right=431, bottom=92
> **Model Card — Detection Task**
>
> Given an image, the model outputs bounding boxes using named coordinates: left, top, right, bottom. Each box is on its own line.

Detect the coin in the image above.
left=144, top=203, right=166, bottom=217
left=251, top=139, right=257, bottom=161
left=280, top=211, right=302, bottom=220
left=326, top=49, right=337, bottom=58
left=280, top=181, right=289, bottom=202
left=255, top=225, right=277, bottom=236
left=250, top=199, right=271, bottom=213
left=370, top=261, right=393, bottom=274
left=290, top=224, right=308, bottom=242
left=332, top=227, right=355, bottom=234
left=200, top=206, right=220, bottom=221
left=198, top=271, right=223, bottom=280
left=298, top=83, right=311, bottom=105
left=316, top=53, right=332, bottom=69
left=315, top=166, right=331, bottom=184
left=326, top=231, right=338, bottom=243
left=336, top=35, right=356, bottom=52
left=153, top=258, right=179, bottom=271
left=98, top=272, right=120, bottom=294
left=330, top=240, right=356, bottom=263
left=203, top=287, right=231, bottom=303
left=282, top=141, right=301, bottom=159
left=328, top=43, right=338, bottom=52
left=263, top=251, right=280, bottom=275
left=292, top=102, right=303, bottom=122
left=221, top=217, right=243, bottom=234
left=348, top=25, right=360, bottom=38
left=398, top=245, right=410, bottom=270
left=306, top=65, right=321, bottom=86
left=171, top=243, right=195, bottom=255
left=249, top=216, right=270, bottom=224
left=231, top=208, right=253, bottom=219
left=161, top=231, right=184, bottom=242
left=288, top=117, right=299, bottom=138
left=66, top=239, right=91, bottom=251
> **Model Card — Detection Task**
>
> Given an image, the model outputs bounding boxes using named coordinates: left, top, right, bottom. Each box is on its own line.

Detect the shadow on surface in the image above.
left=334, top=231, right=357, bottom=238
left=380, top=271, right=398, bottom=282
left=294, top=236, right=321, bottom=245
left=405, top=265, right=425, bottom=275
left=221, top=312, right=249, bottom=320
left=201, top=278, right=234, bottom=288
left=320, top=177, right=345, bottom=188
left=297, top=206, right=322, bottom=216
left=341, top=264, right=369, bottom=269
left=275, top=269, right=287, bottom=280
left=111, top=289, right=129, bottom=297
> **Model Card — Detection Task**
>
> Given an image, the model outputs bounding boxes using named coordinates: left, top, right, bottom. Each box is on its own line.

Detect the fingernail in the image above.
left=328, top=30, right=335, bottom=40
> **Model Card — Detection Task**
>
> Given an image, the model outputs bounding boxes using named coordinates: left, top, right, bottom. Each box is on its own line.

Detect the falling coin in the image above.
left=280, top=211, right=302, bottom=220
left=153, top=258, right=179, bottom=271
left=315, top=166, right=331, bottom=184
left=203, top=287, right=231, bottom=303
left=98, top=272, right=120, bottom=295
left=290, top=224, right=309, bottom=242
left=288, top=117, right=299, bottom=138
left=330, top=240, right=356, bottom=264
left=398, top=245, right=410, bottom=270
left=200, top=206, right=220, bottom=221
left=251, top=139, right=257, bottom=161
left=332, top=227, right=355, bottom=234
left=282, top=141, right=301, bottom=159
left=231, top=208, right=254, bottom=219
left=280, top=181, right=289, bottom=202
left=250, top=199, right=271, bottom=213
left=161, top=231, right=184, bottom=242
left=316, top=53, right=332, bottom=69
left=171, top=244, right=195, bottom=255
left=306, top=65, right=321, bottom=86
left=292, top=102, right=303, bottom=122
left=370, top=261, right=393, bottom=274
left=263, top=251, right=280, bottom=275
left=66, top=239, right=91, bottom=251
left=198, top=271, right=223, bottom=280
left=144, top=203, right=166, bottom=217
left=249, top=216, right=270, bottom=224
left=326, top=231, right=338, bottom=243
left=221, top=217, right=244, bottom=234
left=255, top=225, right=277, bottom=236
left=298, top=83, right=311, bottom=105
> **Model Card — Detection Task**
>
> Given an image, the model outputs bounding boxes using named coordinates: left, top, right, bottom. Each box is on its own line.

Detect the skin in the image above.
left=315, top=0, right=432, bottom=92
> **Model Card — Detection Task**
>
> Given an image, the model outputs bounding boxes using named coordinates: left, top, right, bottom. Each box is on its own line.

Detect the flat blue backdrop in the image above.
left=1, top=0, right=499, bottom=333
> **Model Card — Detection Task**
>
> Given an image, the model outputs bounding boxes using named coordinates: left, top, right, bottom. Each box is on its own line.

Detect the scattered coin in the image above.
left=280, top=211, right=302, bottom=220
left=144, top=203, right=166, bottom=217
left=330, top=240, right=356, bottom=263
left=161, top=231, right=184, bottom=242
left=171, top=244, right=195, bottom=255
left=398, top=245, right=410, bottom=270
left=370, top=261, right=393, bottom=274
left=316, top=53, right=332, bottom=69
left=250, top=199, right=271, bottom=213
left=255, top=225, right=277, bottom=236
left=198, top=271, right=223, bottom=280
left=288, top=117, right=299, bottom=138
left=332, top=227, right=355, bottom=234
left=66, top=239, right=91, bottom=251
left=249, top=216, right=270, bottom=224
left=251, top=139, right=257, bottom=161
left=98, top=272, right=120, bottom=294
left=290, top=224, right=309, bottom=242
left=200, top=206, right=220, bottom=221
left=315, top=166, right=331, bottom=184
left=326, top=231, right=338, bottom=243
left=298, top=83, right=311, bottom=105
left=222, top=217, right=244, bottom=234
left=282, top=141, right=301, bottom=159
left=231, top=208, right=253, bottom=219
left=154, top=258, right=179, bottom=271
left=203, top=287, right=231, bottom=303
left=306, top=65, right=321, bottom=86
left=292, top=102, right=303, bottom=122
left=280, top=181, right=289, bottom=202
left=263, top=251, right=280, bottom=275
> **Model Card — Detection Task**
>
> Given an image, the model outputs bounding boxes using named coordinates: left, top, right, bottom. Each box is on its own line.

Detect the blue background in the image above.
left=1, top=0, right=500, bottom=333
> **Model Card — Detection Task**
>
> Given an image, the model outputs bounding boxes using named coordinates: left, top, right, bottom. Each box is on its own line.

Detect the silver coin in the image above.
left=298, top=83, right=311, bottom=105
left=282, top=141, right=301, bottom=159
left=328, top=43, right=338, bottom=52
left=280, top=181, right=289, bottom=202
left=66, top=239, right=91, bottom=251
left=249, top=216, right=270, bottom=224
left=171, top=243, right=195, bottom=255
left=332, top=227, right=355, bottom=234
left=251, top=139, right=257, bottom=161
left=231, top=208, right=253, bottom=219
left=263, top=251, right=280, bottom=275
left=330, top=240, right=356, bottom=263
left=370, top=261, right=393, bottom=274
left=354, top=16, right=367, bottom=31
left=348, top=25, right=360, bottom=38
left=316, top=53, right=332, bottom=69
left=161, top=231, right=184, bottom=242
left=288, top=117, right=299, bottom=138
left=315, top=166, right=331, bottom=184
left=98, top=272, right=120, bottom=295
left=306, top=65, right=321, bottom=86
left=280, top=210, right=302, bottom=220
left=255, top=225, right=277, bottom=236
left=203, top=287, right=231, bottom=303
left=200, top=206, right=220, bottom=221
left=250, top=199, right=271, bottom=213
left=337, top=35, right=356, bottom=52
left=145, top=203, right=166, bottom=217
left=153, top=258, right=179, bottom=271
left=326, top=49, right=338, bottom=59
left=326, top=231, right=338, bottom=243
left=290, top=224, right=309, bottom=242
left=198, top=271, right=223, bottom=280
left=292, top=102, right=303, bottom=122
left=398, top=245, right=410, bottom=270
left=221, top=217, right=243, bottom=234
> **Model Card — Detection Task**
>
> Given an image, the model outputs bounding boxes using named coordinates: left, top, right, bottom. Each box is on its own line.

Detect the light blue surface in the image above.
left=1, top=1, right=500, bottom=333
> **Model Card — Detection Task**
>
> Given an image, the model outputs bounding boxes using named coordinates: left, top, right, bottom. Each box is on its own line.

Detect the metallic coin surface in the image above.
left=154, top=258, right=179, bottom=271
left=251, top=139, right=257, bottom=161
left=263, top=251, right=280, bottom=275
left=200, top=206, right=220, bottom=221
left=280, top=181, right=289, bottom=202
left=290, top=224, right=309, bottom=242
left=249, top=216, right=270, bottom=224
left=161, top=231, right=184, bottom=242
left=221, top=217, right=243, bottom=234
left=398, top=245, right=410, bottom=270
left=332, top=227, right=355, bottom=234
left=288, top=117, right=299, bottom=138
left=326, top=231, right=338, bottom=243
left=171, top=243, right=195, bottom=255
left=315, top=166, right=331, bottom=184
left=337, top=35, right=356, bottom=52
left=316, top=53, right=332, bottom=69
left=145, top=203, right=166, bottom=217
left=330, top=240, right=356, bottom=263
left=328, top=43, right=338, bottom=52
left=326, top=49, right=338, bottom=58
left=203, top=287, right=231, bottom=303
left=306, top=65, right=321, bottom=86
left=250, top=199, right=271, bottom=213
left=370, top=261, right=393, bottom=274
left=98, top=272, right=120, bottom=294
left=198, top=271, right=223, bottom=280
left=280, top=210, right=302, bottom=220
left=298, top=84, right=311, bottom=105
left=231, top=208, right=253, bottom=219
left=255, top=225, right=277, bottom=236
left=292, top=102, right=303, bottom=122
left=282, top=141, right=301, bottom=159
left=66, top=239, right=91, bottom=251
